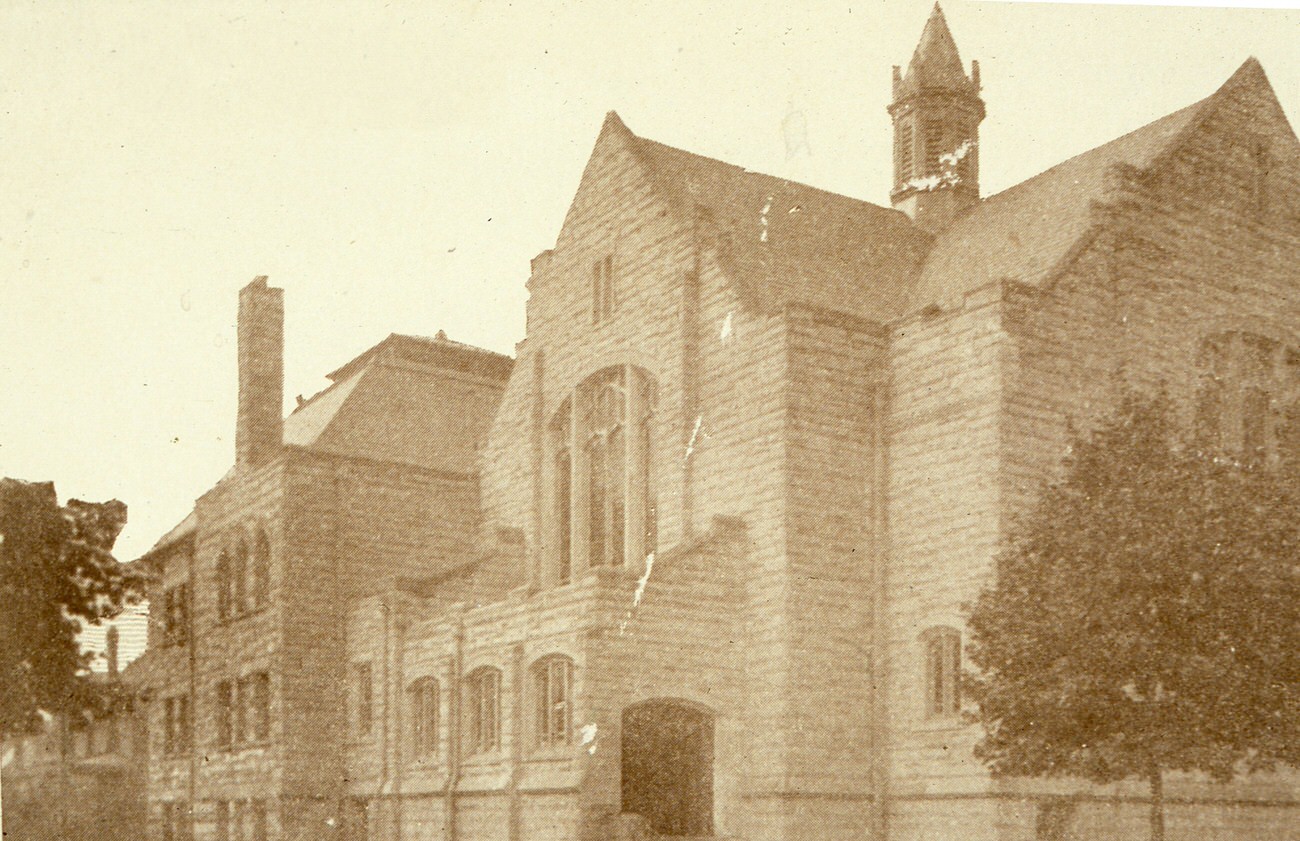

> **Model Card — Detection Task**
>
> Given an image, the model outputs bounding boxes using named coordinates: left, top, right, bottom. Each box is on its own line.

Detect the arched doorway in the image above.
left=620, top=700, right=714, bottom=837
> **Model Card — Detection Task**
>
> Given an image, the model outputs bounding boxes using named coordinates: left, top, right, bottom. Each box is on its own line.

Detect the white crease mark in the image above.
left=633, top=552, right=656, bottom=609
left=906, top=140, right=976, bottom=192
left=580, top=723, right=599, bottom=754
left=719, top=311, right=734, bottom=343
left=684, top=415, right=703, bottom=464
left=760, top=195, right=773, bottom=243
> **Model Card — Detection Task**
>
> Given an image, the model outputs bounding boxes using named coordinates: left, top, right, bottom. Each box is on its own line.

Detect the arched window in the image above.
left=216, top=550, right=233, bottom=621
left=407, top=677, right=439, bottom=759
left=251, top=530, right=271, bottom=609
left=532, top=656, right=573, bottom=748
left=232, top=538, right=248, bottom=616
left=549, top=366, right=657, bottom=580
left=464, top=667, right=501, bottom=755
left=1197, top=332, right=1300, bottom=467
left=921, top=626, right=962, bottom=719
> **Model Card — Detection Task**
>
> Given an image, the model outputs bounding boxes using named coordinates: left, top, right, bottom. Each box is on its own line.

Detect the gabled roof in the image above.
left=600, top=59, right=1289, bottom=323
left=609, top=114, right=933, bottom=323
left=913, top=58, right=1274, bottom=308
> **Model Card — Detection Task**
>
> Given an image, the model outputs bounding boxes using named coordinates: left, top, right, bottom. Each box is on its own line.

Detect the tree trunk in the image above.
left=1148, top=762, right=1165, bottom=841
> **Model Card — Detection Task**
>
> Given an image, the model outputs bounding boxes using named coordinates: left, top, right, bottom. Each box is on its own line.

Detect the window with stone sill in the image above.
left=163, top=694, right=191, bottom=756
left=921, top=626, right=962, bottom=720
left=464, top=666, right=502, bottom=756
left=216, top=550, right=233, bottom=621
left=239, top=671, right=271, bottom=745
left=216, top=529, right=271, bottom=624
left=162, top=582, right=190, bottom=646
left=1196, top=331, right=1300, bottom=468
left=407, top=677, right=440, bottom=759
left=532, top=655, right=574, bottom=749
left=548, top=366, right=658, bottom=585
left=215, top=680, right=235, bottom=750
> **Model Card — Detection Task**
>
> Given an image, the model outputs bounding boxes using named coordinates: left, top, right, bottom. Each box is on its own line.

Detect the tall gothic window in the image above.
left=1197, top=331, right=1300, bottom=467
left=587, top=372, right=626, bottom=567
left=550, top=367, right=657, bottom=581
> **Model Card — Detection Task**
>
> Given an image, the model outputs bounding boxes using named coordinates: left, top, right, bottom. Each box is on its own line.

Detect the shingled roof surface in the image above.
left=912, top=96, right=1210, bottom=308
left=621, top=119, right=933, bottom=323
left=612, top=58, right=1279, bottom=320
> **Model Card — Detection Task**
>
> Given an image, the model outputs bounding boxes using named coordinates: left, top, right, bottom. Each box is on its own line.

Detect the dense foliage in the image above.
left=0, top=478, right=141, bottom=737
left=966, top=393, right=1300, bottom=839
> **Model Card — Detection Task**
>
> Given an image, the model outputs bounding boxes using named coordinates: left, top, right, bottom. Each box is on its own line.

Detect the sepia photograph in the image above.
left=1, top=1, right=1297, bottom=839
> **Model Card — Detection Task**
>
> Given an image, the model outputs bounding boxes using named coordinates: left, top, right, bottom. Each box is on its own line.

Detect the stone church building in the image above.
left=122, top=6, right=1298, bottom=841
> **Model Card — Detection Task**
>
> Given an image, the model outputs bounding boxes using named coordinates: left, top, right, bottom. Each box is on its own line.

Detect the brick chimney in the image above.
left=106, top=625, right=119, bottom=677
left=236, top=276, right=284, bottom=470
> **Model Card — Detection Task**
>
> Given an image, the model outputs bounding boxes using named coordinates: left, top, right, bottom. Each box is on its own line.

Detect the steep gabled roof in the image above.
left=610, top=114, right=933, bottom=323
left=914, top=58, right=1285, bottom=308
left=913, top=98, right=1208, bottom=307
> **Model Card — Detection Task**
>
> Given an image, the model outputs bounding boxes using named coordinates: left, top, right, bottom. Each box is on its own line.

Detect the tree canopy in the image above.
left=965, top=392, right=1300, bottom=839
left=0, top=478, right=142, bottom=738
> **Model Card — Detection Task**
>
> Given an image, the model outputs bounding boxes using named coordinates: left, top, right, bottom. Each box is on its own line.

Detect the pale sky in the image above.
left=2, top=0, right=1298, bottom=663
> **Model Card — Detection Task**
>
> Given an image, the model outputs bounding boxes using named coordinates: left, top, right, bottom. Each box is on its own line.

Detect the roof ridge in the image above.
left=629, top=134, right=902, bottom=216
left=981, top=94, right=1212, bottom=207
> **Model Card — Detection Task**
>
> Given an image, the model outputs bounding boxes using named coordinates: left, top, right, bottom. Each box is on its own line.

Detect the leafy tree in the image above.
left=966, top=392, right=1300, bottom=841
left=0, top=478, right=142, bottom=738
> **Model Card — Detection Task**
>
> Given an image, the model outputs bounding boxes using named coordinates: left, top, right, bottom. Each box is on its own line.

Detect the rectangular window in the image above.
left=164, top=696, right=191, bottom=756
left=924, top=629, right=962, bottom=718
left=591, top=255, right=614, bottom=324
left=535, top=658, right=573, bottom=748
left=898, top=123, right=914, bottom=182
left=466, top=669, right=501, bottom=754
left=355, top=663, right=373, bottom=737
left=216, top=681, right=235, bottom=750
left=408, top=678, right=440, bottom=758
left=163, top=584, right=190, bottom=645
left=238, top=672, right=270, bottom=744
left=251, top=672, right=270, bottom=743
left=217, top=552, right=232, bottom=621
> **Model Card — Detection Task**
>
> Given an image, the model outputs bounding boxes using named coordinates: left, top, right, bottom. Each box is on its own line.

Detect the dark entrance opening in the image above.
left=620, top=700, right=714, bottom=837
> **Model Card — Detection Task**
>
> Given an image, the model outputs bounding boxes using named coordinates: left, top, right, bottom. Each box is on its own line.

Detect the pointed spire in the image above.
left=900, top=4, right=973, bottom=95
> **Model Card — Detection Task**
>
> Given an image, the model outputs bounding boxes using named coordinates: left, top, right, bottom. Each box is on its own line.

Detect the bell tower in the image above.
left=889, top=4, right=985, bottom=232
